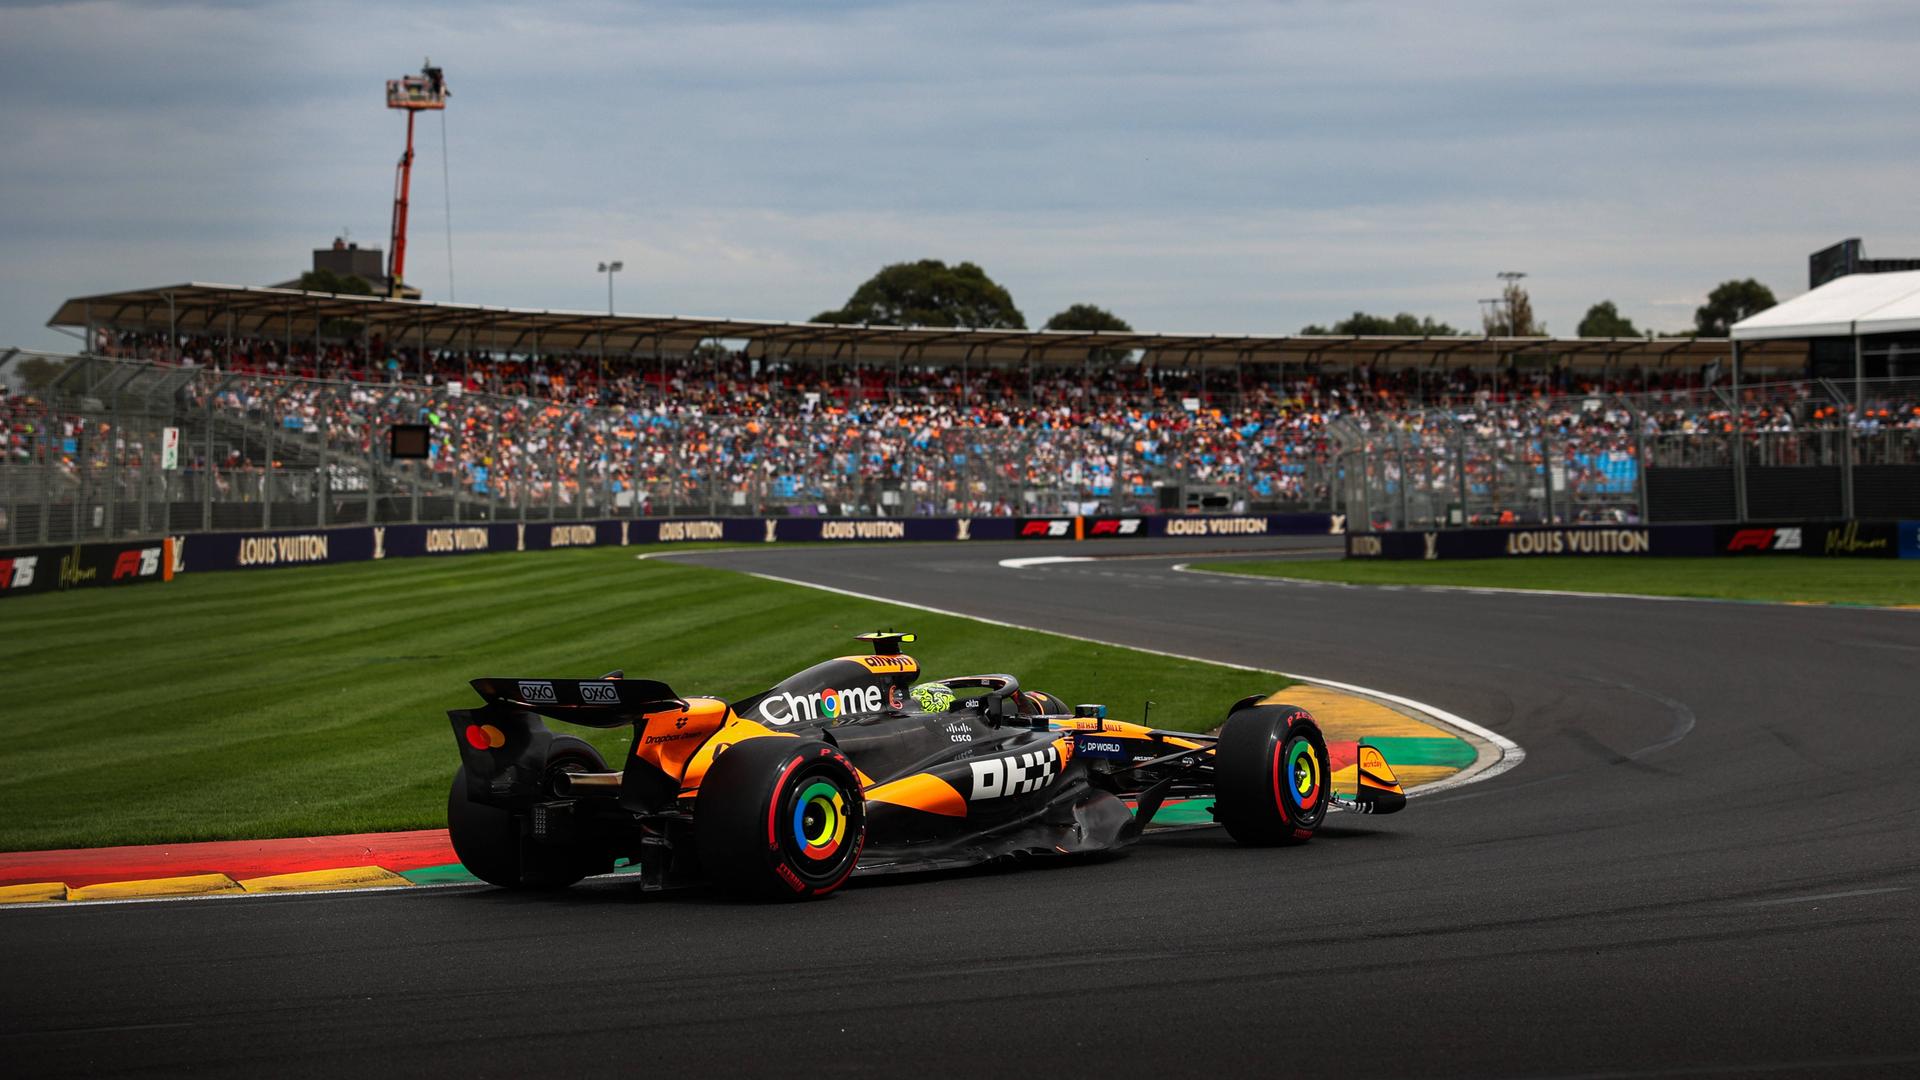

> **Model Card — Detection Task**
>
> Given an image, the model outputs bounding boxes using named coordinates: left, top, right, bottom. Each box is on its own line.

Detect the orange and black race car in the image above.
left=444, top=632, right=1407, bottom=899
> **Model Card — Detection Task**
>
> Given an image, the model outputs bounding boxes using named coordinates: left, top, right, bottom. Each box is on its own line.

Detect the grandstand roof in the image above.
left=49, top=282, right=1808, bottom=369
left=1732, top=270, right=1920, bottom=341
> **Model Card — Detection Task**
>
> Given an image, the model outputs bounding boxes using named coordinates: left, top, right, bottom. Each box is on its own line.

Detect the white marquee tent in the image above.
left=1732, top=269, right=1920, bottom=340
left=1730, top=269, right=1920, bottom=389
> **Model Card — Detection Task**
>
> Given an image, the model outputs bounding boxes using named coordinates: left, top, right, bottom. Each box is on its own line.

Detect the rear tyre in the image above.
left=1213, top=704, right=1330, bottom=846
left=447, top=734, right=613, bottom=889
left=695, top=738, right=865, bottom=900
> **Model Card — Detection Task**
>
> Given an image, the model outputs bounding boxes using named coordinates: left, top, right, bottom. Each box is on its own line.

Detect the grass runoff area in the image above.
left=0, top=547, right=1290, bottom=852
left=1215, top=556, right=1920, bottom=607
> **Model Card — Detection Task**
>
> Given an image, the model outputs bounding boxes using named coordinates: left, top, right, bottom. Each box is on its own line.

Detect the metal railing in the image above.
left=1, top=351, right=1345, bottom=545
left=1334, top=378, right=1920, bottom=529
left=8, top=351, right=1917, bottom=544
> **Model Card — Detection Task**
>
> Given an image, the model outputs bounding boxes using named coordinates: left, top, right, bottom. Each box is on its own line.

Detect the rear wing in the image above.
left=469, top=677, right=685, bottom=728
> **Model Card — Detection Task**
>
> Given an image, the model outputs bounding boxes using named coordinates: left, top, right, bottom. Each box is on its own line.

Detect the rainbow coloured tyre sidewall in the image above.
left=1274, top=732, right=1327, bottom=830
left=768, top=751, right=864, bottom=894
left=791, top=779, right=850, bottom=863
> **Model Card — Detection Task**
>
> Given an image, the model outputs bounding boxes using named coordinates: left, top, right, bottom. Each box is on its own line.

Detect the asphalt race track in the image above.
left=5, top=538, right=1918, bottom=1079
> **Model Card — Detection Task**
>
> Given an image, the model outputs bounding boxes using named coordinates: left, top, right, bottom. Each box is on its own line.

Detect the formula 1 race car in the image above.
left=444, top=632, right=1407, bottom=899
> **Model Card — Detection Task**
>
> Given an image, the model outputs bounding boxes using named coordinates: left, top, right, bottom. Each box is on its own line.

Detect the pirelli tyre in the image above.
left=1213, top=703, right=1331, bottom=845
left=447, top=734, right=613, bottom=889
left=696, top=738, right=865, bottom=900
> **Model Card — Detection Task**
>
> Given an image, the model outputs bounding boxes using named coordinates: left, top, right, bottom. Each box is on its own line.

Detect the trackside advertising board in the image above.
left=0, top=539, right=172, bottom=598
left=1347, top=525, right=1715, bottom=560
left=174, top=512, right=1336, bottom=572
left=1017, top=513, right=1343, bottom=540
left=0, top=513, right=1338, bottom=599
left=1349, top=521, right=1911, bottom=560
left=1715, top=522, right=1898, bottom=558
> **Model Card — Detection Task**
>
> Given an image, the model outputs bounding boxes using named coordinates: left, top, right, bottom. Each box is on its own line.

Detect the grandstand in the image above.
left=46, top=282, right=1807, bottom=386
left=5, top=282, right=1913, bottom=547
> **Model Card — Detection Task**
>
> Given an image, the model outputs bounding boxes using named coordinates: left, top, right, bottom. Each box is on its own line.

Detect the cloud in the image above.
left=3, top=0, right=1918, bottom=349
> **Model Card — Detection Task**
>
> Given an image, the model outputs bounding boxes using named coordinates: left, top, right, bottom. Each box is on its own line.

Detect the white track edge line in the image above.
left=998, top=556, right=1096, bottom=569
left=9, top=568, right=1522, bottom=912
left=1171, top=563, right=1920, bottom=612
left=742, top=569, right=1525, bottom=797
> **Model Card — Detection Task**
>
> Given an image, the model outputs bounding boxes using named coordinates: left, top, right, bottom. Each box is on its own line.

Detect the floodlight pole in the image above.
left=600, top=260, right=623, bottom=315
left=1478, top=298, right=1503, bottom=336
left=1498, top=271, right=1527, bottom=336
left=598, top=261, right=623, bottom=381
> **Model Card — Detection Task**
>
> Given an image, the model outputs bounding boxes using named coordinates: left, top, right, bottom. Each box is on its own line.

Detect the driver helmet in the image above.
left=909, top=681, right=956, bottom=713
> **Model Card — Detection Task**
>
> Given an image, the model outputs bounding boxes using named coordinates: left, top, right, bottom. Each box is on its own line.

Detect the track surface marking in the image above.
left=4, top=535, right=1916, bottom=1078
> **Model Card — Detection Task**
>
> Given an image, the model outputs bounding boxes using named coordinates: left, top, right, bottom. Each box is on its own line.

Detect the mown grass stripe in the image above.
left=1210, top=556, right=1920, bottom=608
left=0, top=547, right=1293, bottom=850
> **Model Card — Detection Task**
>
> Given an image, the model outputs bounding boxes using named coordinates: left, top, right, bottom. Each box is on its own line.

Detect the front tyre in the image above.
left=447, top=734, right=612, bottom=889
left=1213, top=704, right=1330, bottom=845
left=695, top=738, right=865, bottom=900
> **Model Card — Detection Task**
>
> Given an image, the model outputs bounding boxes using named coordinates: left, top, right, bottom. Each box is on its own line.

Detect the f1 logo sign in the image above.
left=1088, top=518, right=1143, bottom=537
left=111, top=548, right=162, bottom=580
left=1021, top=520, right=1072, bottom=538
left=1727, top=527, right=1801, bottom=552
left=0, top=556, right=37, bottom=589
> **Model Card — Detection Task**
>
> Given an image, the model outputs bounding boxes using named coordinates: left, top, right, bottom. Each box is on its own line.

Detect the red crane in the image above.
left=384, top=61, right=449, bottom=297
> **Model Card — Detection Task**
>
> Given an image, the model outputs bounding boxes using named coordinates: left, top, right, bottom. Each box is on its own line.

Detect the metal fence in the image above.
left=1, top=351, right=1342, bottom=545
left=1337, top=378, right=1920, bottom=529
left=9, top=351, right=1918, bottom=545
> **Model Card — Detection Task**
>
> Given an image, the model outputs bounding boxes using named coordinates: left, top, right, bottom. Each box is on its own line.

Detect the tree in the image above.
left=1300, top=312, right=1460, bottom=336
left=297, top=268, right=374, bottom=295
left=15, top=355, right=71, bottom=390
left=1694, top=279, right=1776, bottom=337
left=1044, top=303, right=1132, bottom=333
left=1045, top=304, right=1134, bottom=364
left=813, top=260, right=1025, bottom=328
left=1577, top=301, right=1638, bottom=338
left=1482, top=280, right=1543, bottom=336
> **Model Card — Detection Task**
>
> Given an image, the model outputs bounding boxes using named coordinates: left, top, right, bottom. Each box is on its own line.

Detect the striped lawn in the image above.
left=0, top=547, right=1294, bottom=851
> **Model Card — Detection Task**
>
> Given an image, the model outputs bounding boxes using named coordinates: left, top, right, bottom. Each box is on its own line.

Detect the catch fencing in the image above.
left=0, top=351, right=1337, bottom=546
left=7, top=350, right=1918, bottom=546
left=1337, top=378, right=1920, bottom=530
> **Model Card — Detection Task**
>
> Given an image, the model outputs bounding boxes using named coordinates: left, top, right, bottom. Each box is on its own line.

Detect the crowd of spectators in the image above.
left=8, top=337, right=1919, bottom=526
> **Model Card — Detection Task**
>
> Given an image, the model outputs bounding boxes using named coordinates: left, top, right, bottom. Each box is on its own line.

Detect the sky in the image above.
left=2, top=0, right=1917, bottom=351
